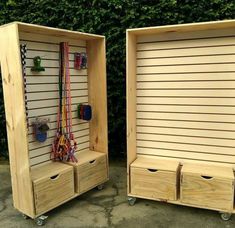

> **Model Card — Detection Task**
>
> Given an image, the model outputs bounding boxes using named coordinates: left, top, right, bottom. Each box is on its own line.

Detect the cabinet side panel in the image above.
left=0, top=24, right=35, bottom=217
left=127, top=31, right=137, bottom=194
left=87, top=38, right=108, bottom=153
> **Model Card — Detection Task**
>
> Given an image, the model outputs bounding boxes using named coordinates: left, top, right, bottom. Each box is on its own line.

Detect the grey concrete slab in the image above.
left=0, top=161, right=234, bottom=228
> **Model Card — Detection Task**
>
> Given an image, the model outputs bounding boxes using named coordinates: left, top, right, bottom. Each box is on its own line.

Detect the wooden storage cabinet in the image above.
left=0, top=22, right=108, bottom=220
left=67, top=150, right=108, bottom=194
left=127, top=20, right=235, bottom=218
left=32, top=163, right=74, bottom=215
left=130, top=157, right=179, bottom=201
left=180, top=164, right=235, bottom=211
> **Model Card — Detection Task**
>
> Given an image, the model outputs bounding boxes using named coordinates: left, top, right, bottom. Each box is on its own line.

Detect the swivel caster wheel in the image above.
left=97, top=184, right=104, bottom=191
left=22, top=213, right=29, bottom=220
left=220, top=212, right=232, bottom=221
left=35, top=215, right=48, bottom=226
left=128, top=197, right=136, bottom=206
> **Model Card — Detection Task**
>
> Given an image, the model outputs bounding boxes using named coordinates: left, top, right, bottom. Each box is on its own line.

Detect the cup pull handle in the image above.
left=50, top=174, right=60, bottom=180
left=201, top=175, right=213, bottom=180
left=89, top=160, right=96, bottom=164
left=147, top=169, right=158, bottom=172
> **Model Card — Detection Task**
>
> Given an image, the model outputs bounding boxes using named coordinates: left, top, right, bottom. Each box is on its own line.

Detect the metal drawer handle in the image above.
left=147, top=169, right=158, bottom=172
left=201, top=175, right=213, bottom=180
left=89, top=160, right=96, bottom=164
left=50, top=174, right=60, bottom=180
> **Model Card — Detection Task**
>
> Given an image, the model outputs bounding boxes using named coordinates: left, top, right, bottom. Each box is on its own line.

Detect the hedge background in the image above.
left=0, top=0, right=234, bottom=158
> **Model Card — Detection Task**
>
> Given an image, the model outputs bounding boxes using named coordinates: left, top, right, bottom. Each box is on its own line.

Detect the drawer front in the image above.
left=78, top=155, right=107, bottom=193
left=181, top=173, right=234, bottom=211
left=34, top=168, right=74, bottom=214
left=131, top=167, right=177, bottom=201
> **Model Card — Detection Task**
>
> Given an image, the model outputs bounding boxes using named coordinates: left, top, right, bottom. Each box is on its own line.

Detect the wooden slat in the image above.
left=27, top=100, right=87, bottom=117
left=137, top=36, right=235, bottom=51
left=26, top=59, right=59, bottom=68
left=28, top=124, right=89, bottom=143
left=137, top=64, right=235, bottom=74
left=137, top=81, right=235, bottom=89
left=26, top=75, right=87, bottom=84
left=29, top=134, right=89, bottom=152
left=26, top=67, right=87, bottom=76
left=20, top=40, right=86, bottom=52
left=137, top=28, right=235, bottom=43
left=29, top=141, right=89, bottom=160
left=26, top=90, right=88, bottom=101
left=19, top=32, right=87, bottom=46
left=137, top=89, right=235, bottom=98
left=137, top=147, right=235, bottom=164
left=137, top=46, right=235, bottom=59
left=27, top=113, right=83, bottom=125
left=137, top=55, right=235, bottom=66
left=137, top=104, right=235, bottom=114
left=137, top=119, right=235, bottom=131
left=137, top=140, right=235, bottom=156
left=28, top=129, right=89, bottom=150
left=28, top=121, right=88, bottom=135
left=27, top=96, right=88, bottom=109
left=137, top=97, right=235, bottom=106
left=25, top=58, right=84, bottom=68
left=137, top=126, right=235, bottom=140
left=137, top=73, right=235, bottom=82
left=137, top=133, right=235, bottom=148
left=26, top=82, right=87, bottom=92
left=27, top=108, right=86, bottom=122
left=29, top=142, right=89, bottom=166
left=137, top=111, right=235, bottom=123
left=25, top=50, right=72, bottom=60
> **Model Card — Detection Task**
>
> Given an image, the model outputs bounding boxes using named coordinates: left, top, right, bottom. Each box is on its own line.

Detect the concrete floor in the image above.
left=0, top=160, right=235, bottom=228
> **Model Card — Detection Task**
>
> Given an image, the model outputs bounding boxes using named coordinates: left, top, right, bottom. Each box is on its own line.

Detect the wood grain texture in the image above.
left=33, top=164, right=74, bottom=215
left=131, top=167, right=178, bottom=201
left=66, top=150, right=108, bottom=193
left=0, top=24, right=35, bottom=217
left=87, top=38, right=108, bottom=153
left=180, top=169, right=234, bottom=211
left=130, top=156, right=179, bottom=171
left=130, top=20, right=235, bottom=37
left=126, top=31, right=137, bottom=194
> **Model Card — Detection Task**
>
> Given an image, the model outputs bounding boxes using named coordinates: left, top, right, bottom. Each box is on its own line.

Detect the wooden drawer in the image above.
left=180, top=163, right=234, bottom=211
left=65, top=150, right=108, bottom=194
left=32, top=163, right=74, bottom=215
left=130, top=157, right=179, bottom=201
left=77, top=154, right=107, bottom=193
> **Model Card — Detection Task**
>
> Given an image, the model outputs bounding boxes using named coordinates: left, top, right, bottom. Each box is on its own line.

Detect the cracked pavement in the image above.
left=0, top=160, right=235, bottom=228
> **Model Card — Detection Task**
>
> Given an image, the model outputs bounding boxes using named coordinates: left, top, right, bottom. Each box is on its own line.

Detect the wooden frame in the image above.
left=126, top=20, right=235, bottom=214
left=0, top=22, right=108, bottom=219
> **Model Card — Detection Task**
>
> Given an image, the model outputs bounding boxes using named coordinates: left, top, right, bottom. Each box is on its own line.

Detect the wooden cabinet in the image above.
left=130, top=157, right=179, bottom=201
left=0, top=22, right=108, bottom=219
left=180, top=163, right=234, bottom=211
left=32, top=163, right=74, bottom=215
left=126, top=20, right=235, bottom=216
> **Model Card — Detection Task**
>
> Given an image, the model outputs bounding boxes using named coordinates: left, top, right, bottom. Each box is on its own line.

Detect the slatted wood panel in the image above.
left=19, top=32, right=90, bottom=167
left=136, top=28, right=235, bottom=167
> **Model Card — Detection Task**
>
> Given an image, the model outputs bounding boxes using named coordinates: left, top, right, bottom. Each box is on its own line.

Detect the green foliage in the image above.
left=0, top=0, right=234, bottom=158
